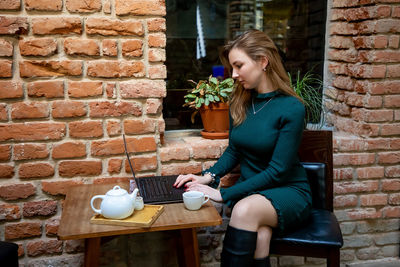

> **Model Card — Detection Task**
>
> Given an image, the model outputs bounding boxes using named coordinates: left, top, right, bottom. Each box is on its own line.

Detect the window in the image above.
left=164, top=0, right=327, bottom=130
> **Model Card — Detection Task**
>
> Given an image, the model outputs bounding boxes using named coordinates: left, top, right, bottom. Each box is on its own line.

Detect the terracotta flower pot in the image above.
left=199, top=102, right=229, bottom=139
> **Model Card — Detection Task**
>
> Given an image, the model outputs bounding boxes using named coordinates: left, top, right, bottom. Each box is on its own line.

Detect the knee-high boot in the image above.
left=220, top=225, right=257, bottom=267
left=254, top=256, right=271, bottom=267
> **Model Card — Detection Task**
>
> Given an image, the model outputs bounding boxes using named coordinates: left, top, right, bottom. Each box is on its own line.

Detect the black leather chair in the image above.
left=270, top=130, right=343, bottom=267
left=0, top=241, right=19, bottom=267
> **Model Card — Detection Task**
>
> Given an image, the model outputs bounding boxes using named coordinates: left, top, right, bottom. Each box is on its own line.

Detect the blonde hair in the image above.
left=221, top=29, right=302, bottom=126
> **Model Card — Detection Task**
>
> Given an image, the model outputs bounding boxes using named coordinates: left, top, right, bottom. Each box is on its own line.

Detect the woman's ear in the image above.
left=261, top=56, right=269, bottom=71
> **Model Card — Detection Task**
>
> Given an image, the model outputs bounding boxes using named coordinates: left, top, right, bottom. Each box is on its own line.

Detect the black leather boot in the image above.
left=254, top=256, right=271, bottom=267
left=221, top=225, right=257, bottom=267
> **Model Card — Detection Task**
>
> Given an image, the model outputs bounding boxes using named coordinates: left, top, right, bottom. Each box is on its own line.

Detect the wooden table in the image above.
left=58, top=183, right=222, bottom=267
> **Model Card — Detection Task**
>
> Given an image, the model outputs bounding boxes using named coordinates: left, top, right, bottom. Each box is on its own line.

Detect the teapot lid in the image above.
left=106, top=186, right=127, bottom=196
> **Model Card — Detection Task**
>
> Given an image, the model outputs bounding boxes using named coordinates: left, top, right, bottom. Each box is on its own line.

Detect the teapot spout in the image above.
left=130, top=188, right=139, bottom=201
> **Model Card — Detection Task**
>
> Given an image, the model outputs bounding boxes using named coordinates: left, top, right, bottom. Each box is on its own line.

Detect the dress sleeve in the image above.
left=220, top=99, right=305, bottom=203
left=203, top=114, right=241, bottom=188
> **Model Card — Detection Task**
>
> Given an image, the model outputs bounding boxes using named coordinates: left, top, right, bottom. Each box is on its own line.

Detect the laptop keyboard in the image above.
left=135, top=175, right=185, bottom=204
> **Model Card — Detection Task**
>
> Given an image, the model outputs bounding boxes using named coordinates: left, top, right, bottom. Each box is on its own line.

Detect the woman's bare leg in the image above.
left=229, top=194, right=278, bottom=258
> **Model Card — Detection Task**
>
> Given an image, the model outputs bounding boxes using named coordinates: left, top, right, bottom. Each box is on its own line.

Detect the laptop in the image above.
left=123, top=134, right=185, bottom=204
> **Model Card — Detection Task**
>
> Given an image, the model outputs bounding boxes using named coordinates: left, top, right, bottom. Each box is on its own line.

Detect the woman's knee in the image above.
left=257, top=226, right=272, bottom=244
left=230, top=199, right=253, bottom=222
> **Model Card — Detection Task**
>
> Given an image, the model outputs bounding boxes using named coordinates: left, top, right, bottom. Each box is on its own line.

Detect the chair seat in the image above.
left=272, top=209, right=343, bottom=248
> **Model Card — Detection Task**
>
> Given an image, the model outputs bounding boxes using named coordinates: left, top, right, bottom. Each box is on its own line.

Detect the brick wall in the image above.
left=0, top=0, right=167, bottom=265
left=325, top=0, right=400, bottom=264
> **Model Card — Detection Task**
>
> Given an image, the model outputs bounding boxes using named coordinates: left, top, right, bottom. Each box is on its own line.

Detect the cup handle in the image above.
left=90, top=195, right=105, bottom=214
left=203, top=195, right=210, bottom=205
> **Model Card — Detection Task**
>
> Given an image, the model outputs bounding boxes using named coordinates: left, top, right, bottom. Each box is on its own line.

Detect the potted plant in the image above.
left=183, top=75, right=234, bottom=139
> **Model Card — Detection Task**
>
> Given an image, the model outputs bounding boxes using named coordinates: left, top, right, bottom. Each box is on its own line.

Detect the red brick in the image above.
left=347, top=208, right=381, bottom=220
left=146, top=98, right=162, bottom=114
left=351, top=108, right=393, bottom=122
left=353, top=36, right=388, bottom=49
left=381, top=206, right=400, bottom=218
left=0, top=39, right=13, bottom=56
left=334, top=181, right=379, bottom=194
left=0, top=81, right=22, bottom=99
left=334, top=195, right=357, bottom=208
left=11, top=102, right=49, bottom=119
left=334, top=168, right=354, bottom=180
left=148, top=33, right=166, bottom=48
left=334, top=153, right=375, bottom=166
left=115, top=0, right=166, bottom=16
left=124, top=119, right=156, bottom=134
left=86, top=18, right=143, bottom=36
left=64, top=38, right=100, bottom=56
left=0, top=144, right=10, bottom=161
left=87, top=60, right=144, bottom=78
left=329, top=49, right=358, bottom=63
left=0, top=204, right=20, bottom=220
left=359, top=50, right=400, bottom=63
left=0, top=0, right=20, bottom=10
left=347, top=64, right=386, bottom=79
left=147, top=18, right=166, bottom=32
left=385, top=166, right=400, bottom=177
left=89, top=101, right=142, bottom=117
left=106, top=83, right=116, bottom=98
left=106, top=120, right=121, bottom=136
left=52, top=101, right=86, bottom=118
left=157, top=119, right=165, bottom=134
left=382, top=179, right=400, bottom=191
left=66, top=0, right=101, bottom=13
left=330, top=22, right=358, bottom=35
left=13, top=143, right=49, bottom=160
left=93, top=176, right=130, bottom=184
left=369, top=81, right=400, bottom=94
left=388, top=193, right=400, bottom=205
left=69, top=121, right=103, bottom=138
left=124, top=155, right=157, bottom=172
left=102, top=39, right=117, bottom=57
left=149, top=64, right=166, bottom=79
left=0, top=60, right=12, bottom=77
left=0, top=164, right=14, bottom=178
left=122, top=39, right=143, bottom=57
left=360, top=194, right=388, bottom=206
left=27, top=239, right=62, bottom=256
left=42, top=180, right=83, bottom=196
left=387, top=65, right=400, bottom=78
left=23, top=200, right=57, bottom=217
left=91, top=137, right=156, bottom=156
left=378, top=152, right=400, bottom=164
left=45, top=217, right=60, bottom=236
left=19, top=162, right=54, bottom=179
left=191, top=141, right=223, bottom=159
left=148, top=48, right=166, bottom=62
left=108, top=158, right=122, bottom=174
left=357, top=166, right=384, bottom=179
left=389, top=35, right=399, bottom=48
left=0, top=183, right=35, bottom=200
left=381, top=124, right=400, bottom=136
left=0, top=122, right=66, bottom=141
left=59, top=160, right=102, bottom=177
left=0, top=104, right=6, bottom=121
left=19, top=38, right=57, bottom=56
left=20, top=60, right=82, bottom=78
left=52, top=142, right=86, bottom=159
left=384, top=95, right=400, bottom=108
left=5, top=222, right=41, bottom=240
left=25, top=0, right=62, bottom=11
left=332, top=0, right=375, bottom=8
left=161, top=162, right=202, bottom=176
left=390, top=139, right=400, bottom=149
left=375, top=19, right=400, bottom=33
left=32, top=17, right=82, bottom=35
left=332, top=76, right=354, bottom=91
left=120, top=80, right=165, bottom=98
left=336, top=136, right=365, bottom=151
left=0, top=16, right=28, bottom=35
left=28, top=81, right=64, bottom=98
left=68, top=81, right=102, bottom=98
left=17, top=243, right=23, bottom=257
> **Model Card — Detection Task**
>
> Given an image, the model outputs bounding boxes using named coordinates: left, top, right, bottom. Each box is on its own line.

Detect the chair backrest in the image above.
left=298, top=130, right=333, bottom=212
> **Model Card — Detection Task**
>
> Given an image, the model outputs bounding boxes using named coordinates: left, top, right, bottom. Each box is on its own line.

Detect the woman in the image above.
left=174, top=29, right=312, bottom=267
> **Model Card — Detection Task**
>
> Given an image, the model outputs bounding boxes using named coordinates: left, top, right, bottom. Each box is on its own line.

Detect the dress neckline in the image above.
left=254, top=90, right=280, bottom=99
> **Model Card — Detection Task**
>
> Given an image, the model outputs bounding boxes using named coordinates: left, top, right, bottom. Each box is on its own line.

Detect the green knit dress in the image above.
left=205, top=90, right=312, bottom=234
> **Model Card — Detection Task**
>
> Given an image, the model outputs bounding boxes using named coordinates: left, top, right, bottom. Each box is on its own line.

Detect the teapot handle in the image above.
left=90, top=195, right=105, bottom=214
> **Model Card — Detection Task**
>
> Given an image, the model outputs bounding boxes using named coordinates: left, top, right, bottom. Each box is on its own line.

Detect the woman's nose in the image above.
left=232, top=70, right=238, bottom=79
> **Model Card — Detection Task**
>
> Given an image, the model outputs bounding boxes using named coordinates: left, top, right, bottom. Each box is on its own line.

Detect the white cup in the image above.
left=182, top=191, right=209, bottom=211
left=135, top=196, right=144, bottom=210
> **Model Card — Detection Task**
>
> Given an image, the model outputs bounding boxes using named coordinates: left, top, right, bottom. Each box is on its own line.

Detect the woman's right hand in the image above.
left=173, top=173, right=212, bottom=188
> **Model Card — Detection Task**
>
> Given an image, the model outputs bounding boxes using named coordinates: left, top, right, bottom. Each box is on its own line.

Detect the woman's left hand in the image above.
left=186, top=183, right=223, bottom=202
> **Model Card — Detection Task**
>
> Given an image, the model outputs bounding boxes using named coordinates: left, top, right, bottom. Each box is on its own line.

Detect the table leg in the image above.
left=84, top=237, right=101, bottom=267
left=177, top=228, right=200, bottom=267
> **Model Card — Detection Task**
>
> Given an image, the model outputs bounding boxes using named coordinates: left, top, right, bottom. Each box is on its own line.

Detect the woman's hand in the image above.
left=186, top=183, right=223, bottom=202
left=174, top=173, right=212, bottom=188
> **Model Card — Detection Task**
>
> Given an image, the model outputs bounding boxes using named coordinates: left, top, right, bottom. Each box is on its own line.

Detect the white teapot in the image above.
left=90, top=186, right=139, bottom=219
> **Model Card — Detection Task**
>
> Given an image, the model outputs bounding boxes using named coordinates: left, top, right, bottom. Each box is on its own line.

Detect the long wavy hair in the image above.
left=220, top=29, right=302, bottom=126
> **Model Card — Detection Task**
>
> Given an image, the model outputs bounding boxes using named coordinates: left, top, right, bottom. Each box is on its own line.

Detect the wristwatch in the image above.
left=204, top=172, right=216, bottom=183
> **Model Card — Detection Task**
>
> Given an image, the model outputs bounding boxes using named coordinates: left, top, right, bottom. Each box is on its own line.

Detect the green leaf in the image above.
left=205, top=98, right=209, bottom=106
